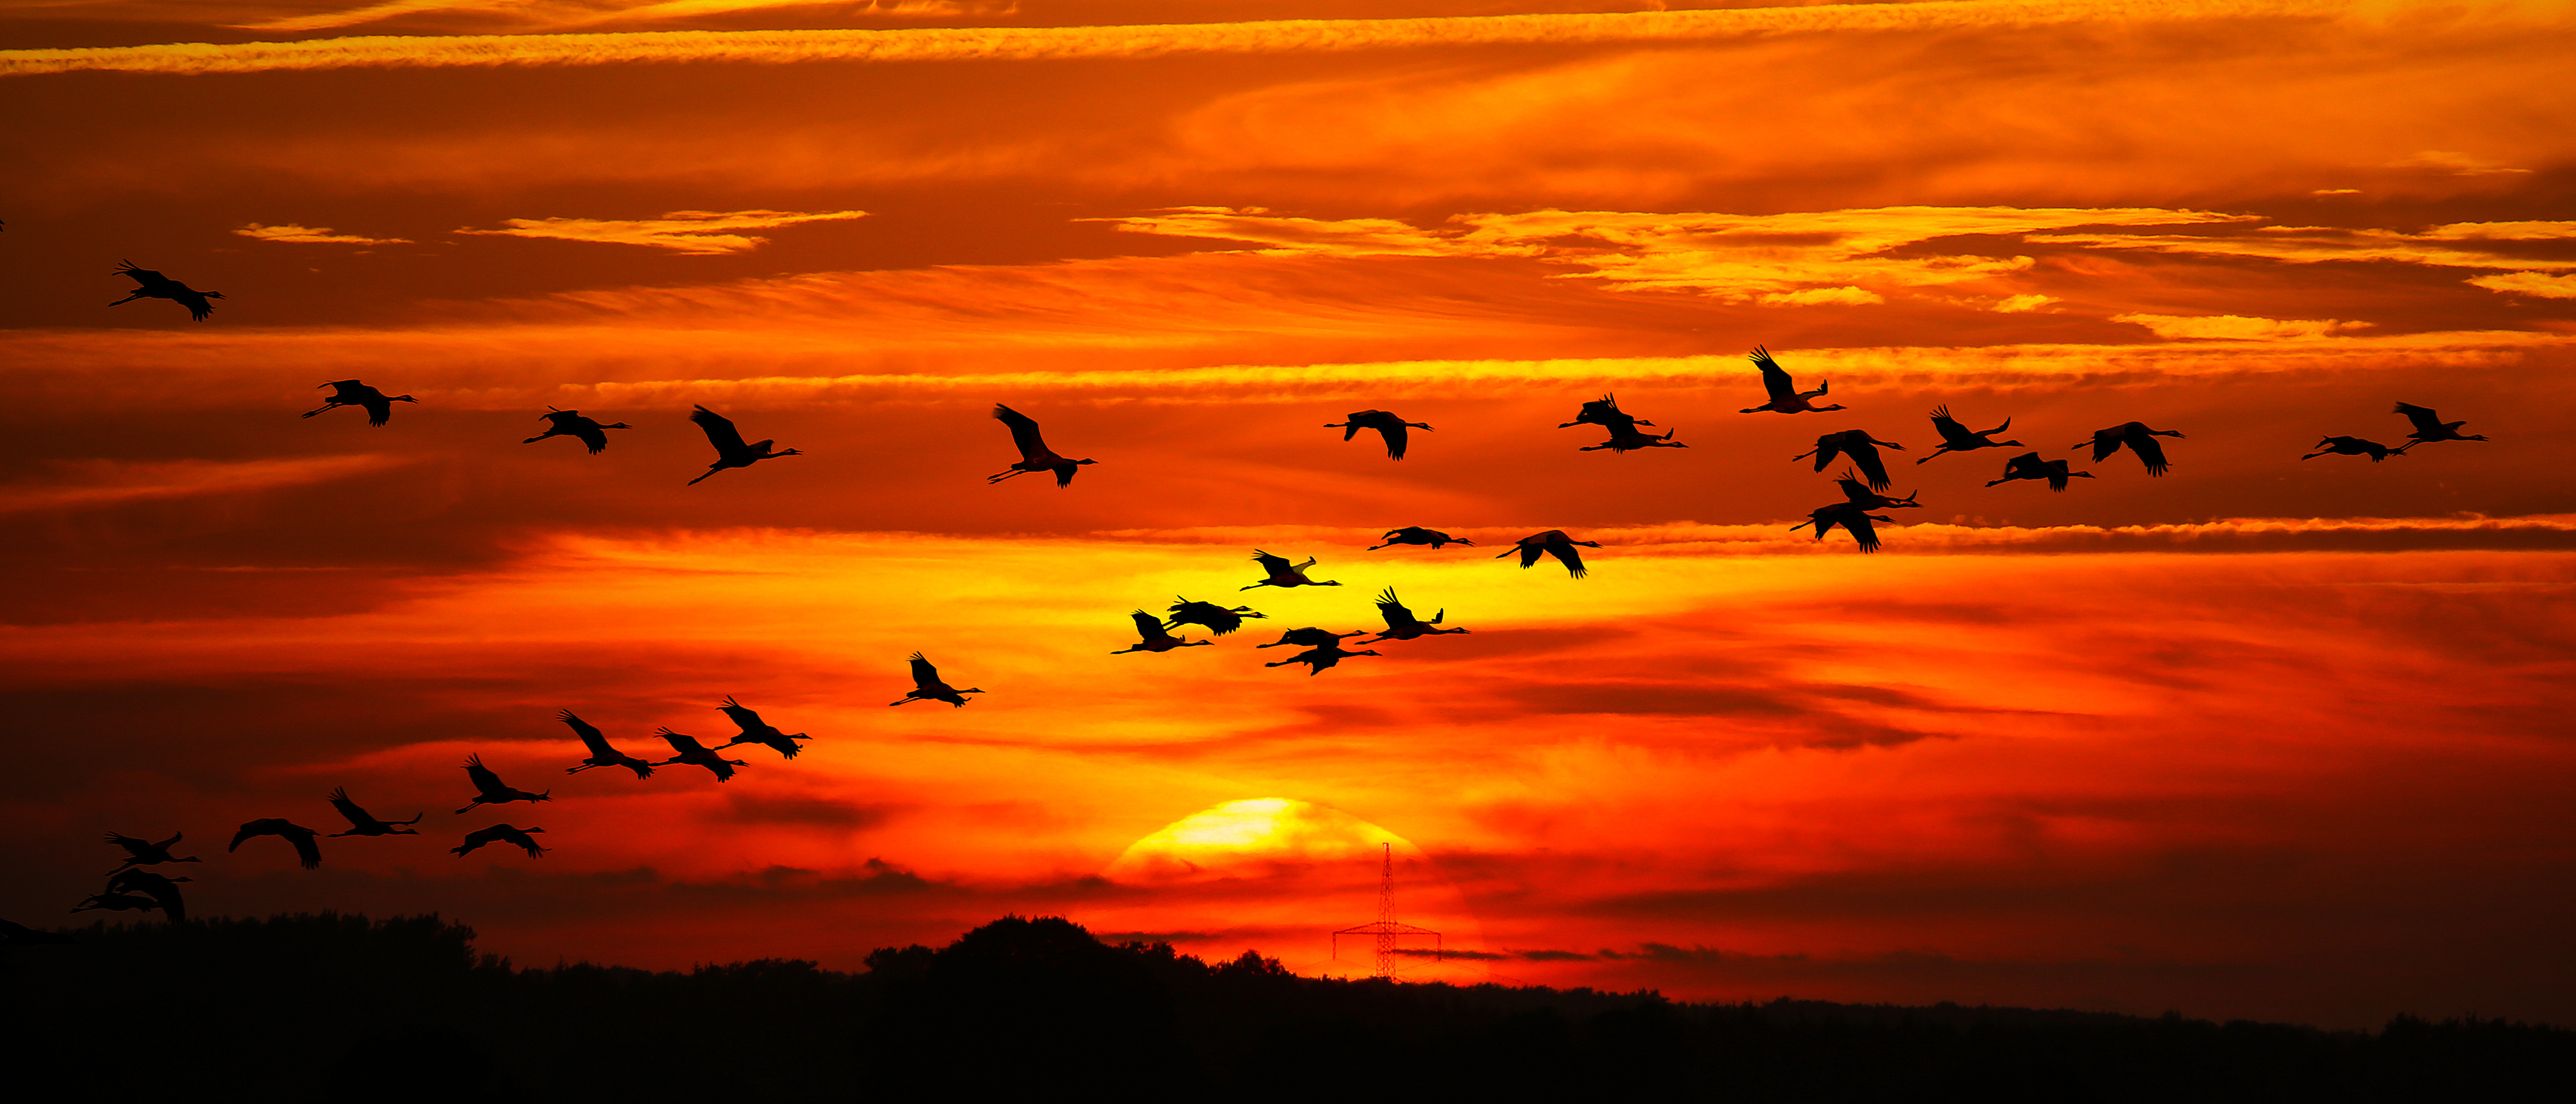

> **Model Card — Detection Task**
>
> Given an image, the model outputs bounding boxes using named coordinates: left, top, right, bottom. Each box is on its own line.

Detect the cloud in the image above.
left=1993, top=294, right=2058, bottom=313
left=2467, top=272, right=2576, bottom=299
left=0, top=1, right=2369, bottom=77
left=453, top=208, right=866, bottom=253
left=2112, top=313, right=2373, bottom=340
left=233, top=223, right=411, bottom=245
left=2032, top=221, right=2576, bottom=273
left=1106, top=205, right=2255, bottom=304
left=2392, top=149, right=2534, bottom=176
left=238, top=0, right=999, bottom=33
left=0, top=456, right=412, bottom=515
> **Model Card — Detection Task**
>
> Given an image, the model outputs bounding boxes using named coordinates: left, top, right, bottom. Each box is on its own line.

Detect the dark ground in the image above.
left=5, top=912, right=2566, bottom=1102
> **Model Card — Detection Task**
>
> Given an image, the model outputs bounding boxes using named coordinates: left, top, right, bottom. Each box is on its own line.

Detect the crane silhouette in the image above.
left=1165, top=598, right=1268, bottom=636
left=557, top=710, right=656, bottom=778
left=455, top=754, right=551, bottom=815
left=1581, top=423, right=1686, bottom=452
left=1986, top=452, right=2093, bottom=491
left=988, top=404, right=1097, bottom=486
left=1916, top=406, right=2022, bottom=463
left=651, top=729, right=747, bottom=779
left=104, top=831, right=198, bottom=875
left=1326, top=410, right=1432, bottom=460
left=453, top=824, right=547, bottom=858
left=1791, top=502, right=1896, bottom=554
left=2393, top=402, right=2487, bottom=446
left=1559, top=393, right=1654, bottom=431
left=891, top=652, right=984, bottom=707
left=1497, top=530, right=1599, bottom=578
left=102, top=870, right=188, bottom=923
left=2302, top=436, right=2411, bottom=462
left=1368, top=527, right=1474, bottom=550
left=109, top=260, right=222, bottom=321
left=2079, top=422, right=2185, bottom=476
left=687, top=405, right=801, bottom=485
left=713, top=696, right=809, bottom=760
left=1242, top=550, right=1340, bottom=590
left=229, top=819, right=323, bottom=869
left=524, top=408, right=631, bottom=453
left=1795, top=430, right=1908, bottom=490
left=1835, top=469, right=1921, bottom=510
left=1264, top=640, right=1382, bottom=676
left=326, top=787, right=422, bottom=837
left=1739, top=347, right=1845, bottom=414
left=1256, top=627, right=1365, bottom=649
left=1357, top=588, right=1469, bottom=644
left=1112, top=610, right=1214, bottom=654
left=302, top=380, right=416, bottom=427
left=71, top=891, right=167, bottom=918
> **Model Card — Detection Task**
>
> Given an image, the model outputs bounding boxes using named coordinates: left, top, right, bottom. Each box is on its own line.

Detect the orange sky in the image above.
left=3, top=0, right=2573, bottom=1030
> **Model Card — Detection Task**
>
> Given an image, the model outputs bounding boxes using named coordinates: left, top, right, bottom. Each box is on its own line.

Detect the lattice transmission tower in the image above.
left=1331, top=843, right=1440, bottom=977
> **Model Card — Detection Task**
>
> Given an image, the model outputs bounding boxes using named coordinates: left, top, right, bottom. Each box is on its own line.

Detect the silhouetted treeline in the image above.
left=6, top=912, right=2569, bottom=1102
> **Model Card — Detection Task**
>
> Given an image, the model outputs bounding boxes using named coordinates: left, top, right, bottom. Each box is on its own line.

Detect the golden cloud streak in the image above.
left=1, top=1, right=2364, bottom=78
left=0, top=455, right=412, bottom=514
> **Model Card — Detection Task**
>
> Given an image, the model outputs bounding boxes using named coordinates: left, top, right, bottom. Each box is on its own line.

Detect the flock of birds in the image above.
left=2, top=259, right=2492, bottom=942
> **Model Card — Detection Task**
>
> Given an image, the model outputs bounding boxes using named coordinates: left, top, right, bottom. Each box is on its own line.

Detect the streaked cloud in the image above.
left=233, top=222, right=412, bottom=245
left=453, top=208, right=866, bottom=253
left=2392, top=149, right=2534, bottom=176
left=0, top=456, right=412, bottom=515
left=1108, top=205, right=2256, bottom=304
left=2032, top=221, right=2576, bottom=272
left=238, top=0, right=999, bottom=33
left=0, top=1, right=2368, bottom=77
left=2467, top=272, right=2576, bottom=299
left=2112, top=313, right=2372, bottom=340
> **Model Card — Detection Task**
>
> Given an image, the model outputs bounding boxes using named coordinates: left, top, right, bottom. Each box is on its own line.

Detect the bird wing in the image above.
left=574, top=423, right=609, bottom=453
left=1980, top=416, right=2013, bottom=437
left=557, top=710, right=613, bottom=756
left=287, top=828, right=322, bottom=869
left=1376, top=588, right=1419, bottom=629
left=1844, top=513, right=1884, bottom=554
left=1547, top=541, right=1589, bottom=577
left=230, top=819, right=278, bottom=851
left=328, top=787, right=370, bottom=826
left=465, top=755, right=505, bottom=795
left=324, top=380, right=366, bottom=401
left=1850, top=445, right=1892, bottom=490
left=2393, top=402, right=2442, bottom=434
left=1251, top=550, right=1291, bottom=575
left=1129, top=611, right=1168, bottom=640
left=1929, top=407, right=1974, bottom=447
left=1377, top=422, right=1410, bottom=459
left=117, top=262, right=166, bottom=287
left=107, top=832, right=149, bottom=856
left=909, top=653, right=939, bottom=687
left=176, top=290, right=215, bottom=321
left=1750, top=347, right=1794, bottom=403
left=691, top=406, right=750, bottom=454
left=2045, top=462, right=2072, bottom=492
left=2127, top=428, right=2170, bottom=475
left=2089, top=427, right=2125, bottom=463
left=718, top=698, right=765, bottom=734
left=993, top=404, right=1049, bottom=460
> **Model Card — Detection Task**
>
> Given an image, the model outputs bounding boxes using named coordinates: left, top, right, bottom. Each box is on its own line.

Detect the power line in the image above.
left=1331, top=842, right=1440, bottom=977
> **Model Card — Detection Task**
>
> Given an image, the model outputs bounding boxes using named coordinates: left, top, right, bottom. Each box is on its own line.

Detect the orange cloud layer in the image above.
left=0, top=1, right=2372, bottom=77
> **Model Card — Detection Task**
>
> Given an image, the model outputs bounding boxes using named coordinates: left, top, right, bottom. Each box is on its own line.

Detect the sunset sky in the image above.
left=4, top=0, right=2573, bottom=1030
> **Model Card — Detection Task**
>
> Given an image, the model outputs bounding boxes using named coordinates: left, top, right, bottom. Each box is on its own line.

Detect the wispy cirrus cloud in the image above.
left=2032, top=219, right=2576, bottom=302
left=0, top=1, right=2369, bottom=77
left=237, top=0, right=1004, bottom=34
left=2467, top=272, right=2576, bottom=299
left=234, top=222, right=412, bottom=245
left=1105, top=205, right=2257, bottom=305
left=453, top=208, right=866, bottom=254
left=2112, top=313, right=2373, bottom=341
left=0, top=456, right=412, bottom=515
